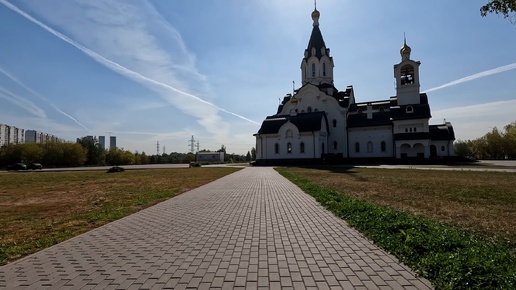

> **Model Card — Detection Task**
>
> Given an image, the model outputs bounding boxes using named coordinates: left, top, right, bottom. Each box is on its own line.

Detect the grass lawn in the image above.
left=277, top=167, right=516, bottom=289
left=280, top=167, right=516, bottom=245
left=0, top=167, right=240, bottom=266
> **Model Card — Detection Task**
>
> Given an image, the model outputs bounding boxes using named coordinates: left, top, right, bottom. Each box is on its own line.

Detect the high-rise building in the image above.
left=109, top=136, right=117, bottom=149
left=99, top=136, right=106, bottom=149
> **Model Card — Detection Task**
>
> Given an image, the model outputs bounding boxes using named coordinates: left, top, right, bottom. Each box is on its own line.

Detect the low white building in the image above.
left=196, top=152, right=224, bottom=163
left=254, top=7, right=455, bottom=165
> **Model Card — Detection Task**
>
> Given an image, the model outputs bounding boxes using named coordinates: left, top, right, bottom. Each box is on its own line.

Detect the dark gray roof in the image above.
left=305, top=26, right=326, bottom=59
left=347, top=111, right=392, bottom=128
left=390, top=103, right=431, bottom=120
left=256, top=112, right=328, bottom=135
left=430, top=123, right=455, bottom=140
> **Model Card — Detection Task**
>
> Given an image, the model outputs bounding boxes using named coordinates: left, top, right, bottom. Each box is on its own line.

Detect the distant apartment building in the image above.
left=98, top=136, right=106, bottom=149
left=25, top=130, right=58, bottom=144
left=0, top=124, right=25, bottom=146
left=109, top=136, right=116, bottom=149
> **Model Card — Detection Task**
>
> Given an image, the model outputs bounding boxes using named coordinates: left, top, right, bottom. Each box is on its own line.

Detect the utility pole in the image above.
left=188, top=135, right=197, bottom=153
left=156, top=141, right=160, bottom=155
left=196, top=141, right=200, bottom=152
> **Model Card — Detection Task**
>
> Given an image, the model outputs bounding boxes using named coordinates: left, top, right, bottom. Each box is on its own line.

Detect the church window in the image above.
left=307, top=106, right=312, bottom=112
left=275, top=143, right=279, bottom=154
left=379, top=107, right=385, bottom=112
left=312, top=63, right=316, bottom=77
left=333, top=141, right=337, bottom=150
left=332, top=119, right=337, bottom=128
left=405, top=128, right=408, bottom=133
left=355, top=142, right=360, bottom=153
left=406, top=106, right=414, bottom=113
left=357, top=109, right=362, bottom=114
left=287, top=142, right=292, bottom=153
left=323, top=63, right=326, bottom=76
left=410, top=128, right=413, bottom=132
left=300, top=142, right=305, bottom=153
left=414, top=127, right=417, bottom=132
left=367, top=141, right=373, bottom=153
left=400, top=65, right=415, bottom=85
left=441, top=146, right=445, bottom=151
left=314, top=108, right=318, bottom=112
left=286, top=129, right=293, bottom=138
left=381, top=141, right=386, bottom=152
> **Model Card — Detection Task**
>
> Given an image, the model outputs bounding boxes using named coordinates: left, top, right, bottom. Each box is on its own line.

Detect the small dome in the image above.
left=311, top=9, right=320, bottom=20
left=400, top=43, right=411, bottom=55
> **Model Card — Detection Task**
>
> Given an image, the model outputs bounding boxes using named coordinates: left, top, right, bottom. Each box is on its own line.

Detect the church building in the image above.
left=254, top=7, right=455, bottom=165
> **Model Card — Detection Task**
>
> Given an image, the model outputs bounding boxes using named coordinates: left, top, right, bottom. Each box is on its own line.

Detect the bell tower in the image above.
left=393, top=37, right=421, bottom=105
left=300, top=4, right=334, bottom=86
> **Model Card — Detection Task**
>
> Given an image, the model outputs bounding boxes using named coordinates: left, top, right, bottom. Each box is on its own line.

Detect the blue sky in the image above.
left=1, top=0, right=515, bottom=155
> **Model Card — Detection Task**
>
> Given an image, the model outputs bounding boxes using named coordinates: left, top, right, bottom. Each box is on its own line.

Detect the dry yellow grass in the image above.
left=284, top=167, right=516, bottom=245
left=0, top=167, right=240, bottom=265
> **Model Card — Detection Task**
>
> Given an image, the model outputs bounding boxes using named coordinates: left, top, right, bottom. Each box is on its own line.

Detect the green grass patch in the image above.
left=277, top=168, right=516, bottom=290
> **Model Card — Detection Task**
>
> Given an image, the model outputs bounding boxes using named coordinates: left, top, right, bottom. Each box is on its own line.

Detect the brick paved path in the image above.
left=1, top=167, right=433, bottom=289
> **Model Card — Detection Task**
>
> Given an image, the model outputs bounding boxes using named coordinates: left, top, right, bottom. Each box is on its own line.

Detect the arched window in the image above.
left=357, top=109, right=363, bottom=114
left=286, top=129, right=293, bottom=138
left=311, top=63, right=316, bottom=77
left=300, top=142, right=305, bottom=153
left=355, top=142, right=360, bottom=153
left=381, top=141, right=386, bottom=152
left=314, top=108, right=319, bottom=112
left=414, top=127, right=417, bottom=132
left=400, top=65, right=415, bottom=85
left=287, top=142, right=292, bottom=153
left=323, top=63, right=326, bottom=76
left=333, top=141, right=338, bottom=150
left=332, top=119, right=337, bottom=128
left=379, top=107, right=385, bottom=112
left=367, top=141, right=373, bottom=153
left=274, top=143, right=279, bottom=154
left=406, top=105, right=414, bottom=113
left=307, top=106, right=312, bottom=112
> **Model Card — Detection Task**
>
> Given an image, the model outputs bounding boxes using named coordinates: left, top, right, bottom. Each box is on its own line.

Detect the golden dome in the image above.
left=311, top=9, right=320, bottom=20
left=400, top=43, right=411, bottom=55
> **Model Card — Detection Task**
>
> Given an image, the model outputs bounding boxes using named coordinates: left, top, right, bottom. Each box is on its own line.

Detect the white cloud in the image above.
left=0, top=67, right=89, bottom=131
left=0, top=0, right=258, bottom=149
left=0, top=86, right=46, bottom=118
left=432, top=99, right=516, bottom=140
left=424, top=63, right=516, bottom=93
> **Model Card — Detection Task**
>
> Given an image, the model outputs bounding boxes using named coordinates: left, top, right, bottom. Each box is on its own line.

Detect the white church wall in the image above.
left=348, top=126, right=393, bottom=158
left=395, top=140, right=430, bottom=158
left=430, top=140, right=454, bottom=157
left=394, top=119, right=429, bottom=134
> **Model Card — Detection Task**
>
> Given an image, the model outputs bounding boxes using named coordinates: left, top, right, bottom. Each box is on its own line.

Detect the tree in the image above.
left=480, top=0, right=516, bottom=20
left=246, top=151, right=252, bottom=162
left=251, top=147, right=257, bottom=161
left=77, top=136, right=105, bottom=166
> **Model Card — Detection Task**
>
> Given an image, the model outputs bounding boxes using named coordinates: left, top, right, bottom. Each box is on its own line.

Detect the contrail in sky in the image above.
left=423, top=62, right=516, bottom=93
left=0, top=67, right=90, bottom=131
left=0, top=0, right=260, bottom=126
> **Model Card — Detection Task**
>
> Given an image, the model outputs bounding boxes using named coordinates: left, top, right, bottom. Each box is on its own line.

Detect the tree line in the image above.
left=454, top=121, right=516, bottom=160
left=0, top=136, right=255, bottom=168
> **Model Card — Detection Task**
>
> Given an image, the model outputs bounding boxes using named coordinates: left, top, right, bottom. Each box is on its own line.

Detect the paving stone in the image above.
left=0, top=167, right=432, bottom=289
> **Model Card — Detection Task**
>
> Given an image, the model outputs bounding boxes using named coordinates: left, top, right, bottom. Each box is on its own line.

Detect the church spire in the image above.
left=312, top=0, right=320, bottom=27
left=301, top=4, right=334, bottom=86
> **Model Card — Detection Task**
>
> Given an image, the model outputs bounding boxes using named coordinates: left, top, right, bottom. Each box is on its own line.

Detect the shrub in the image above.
left=107, top=166, right=125, bottom=173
